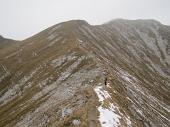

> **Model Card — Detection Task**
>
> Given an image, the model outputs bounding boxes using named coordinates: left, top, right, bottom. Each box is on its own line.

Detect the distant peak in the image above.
left=107, top=18, right=162, bottom=25
left=59, top=20, right=90, bottom=27
left=64, top=20, right=89, bottom=25
left=49, top=20, right=90, bottom=33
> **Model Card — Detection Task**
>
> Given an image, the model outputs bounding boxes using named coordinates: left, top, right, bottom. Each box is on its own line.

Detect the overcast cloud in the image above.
left=0, top=0, right=170, bottom=40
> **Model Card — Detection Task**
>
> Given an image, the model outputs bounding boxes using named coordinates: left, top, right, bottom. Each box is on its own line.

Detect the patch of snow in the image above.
left=98, top=106, right=120, bottom=127
left=94, top=85, right=121, bottom=127
left=94, top=86, right=111, bottom=102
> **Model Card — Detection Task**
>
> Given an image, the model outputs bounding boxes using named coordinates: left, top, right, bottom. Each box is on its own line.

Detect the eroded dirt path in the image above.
left=86, top=86, right=100, bottom=127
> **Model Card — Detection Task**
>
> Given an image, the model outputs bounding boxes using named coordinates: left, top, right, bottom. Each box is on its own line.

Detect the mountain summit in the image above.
left=0, top=19, right=170, bottom=127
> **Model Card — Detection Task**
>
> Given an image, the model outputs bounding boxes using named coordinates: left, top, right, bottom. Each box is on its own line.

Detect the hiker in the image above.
left=103, top=68, right=108, bottom=86
left=104, top=77, right=107, bottom=86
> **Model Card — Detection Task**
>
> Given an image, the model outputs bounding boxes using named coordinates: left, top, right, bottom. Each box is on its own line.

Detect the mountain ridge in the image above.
left=0, top=19, right=170, bottom=127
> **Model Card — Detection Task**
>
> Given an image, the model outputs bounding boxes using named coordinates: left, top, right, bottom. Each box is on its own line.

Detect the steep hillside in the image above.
left=0, top=19, right=170, bottom=127
left=75, top=19, right=170, bottom=127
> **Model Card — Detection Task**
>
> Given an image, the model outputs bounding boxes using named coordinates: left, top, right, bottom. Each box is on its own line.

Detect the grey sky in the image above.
left=0, top=0, right=170, bottom=40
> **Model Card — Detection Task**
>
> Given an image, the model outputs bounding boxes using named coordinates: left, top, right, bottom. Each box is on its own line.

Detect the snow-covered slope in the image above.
left=0, top=19, right=170, bottom=127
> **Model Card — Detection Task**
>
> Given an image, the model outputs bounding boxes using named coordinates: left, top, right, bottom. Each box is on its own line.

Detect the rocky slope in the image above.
left=0, top=19, right=170, bottom=127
